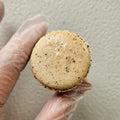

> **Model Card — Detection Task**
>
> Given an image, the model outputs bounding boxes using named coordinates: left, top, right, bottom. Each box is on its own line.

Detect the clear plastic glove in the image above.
left=35, top=79, right=92, bottom=120
left=0, top=1, right=92, bottom=120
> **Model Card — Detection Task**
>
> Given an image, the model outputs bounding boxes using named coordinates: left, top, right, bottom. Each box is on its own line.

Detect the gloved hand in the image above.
left=0, top=1, right=92, bottom=120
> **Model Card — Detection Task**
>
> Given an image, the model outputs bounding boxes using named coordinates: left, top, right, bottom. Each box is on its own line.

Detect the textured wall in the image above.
left=0, top=0, right=120, bottom=120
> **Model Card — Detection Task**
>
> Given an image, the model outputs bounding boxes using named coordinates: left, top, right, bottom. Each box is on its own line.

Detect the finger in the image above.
left=0, top=1, right=4, bottom=22
left=35, top=79, right=92, bottom=120
left=0, top=16, right=48, bottom=106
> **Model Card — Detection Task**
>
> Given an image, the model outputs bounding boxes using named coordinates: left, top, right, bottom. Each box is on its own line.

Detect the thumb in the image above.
left=35, top=79, right=92, bottom=120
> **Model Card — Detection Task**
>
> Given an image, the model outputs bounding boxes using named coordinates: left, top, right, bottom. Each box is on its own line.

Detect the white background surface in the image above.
left=0, top=0, right=120, bottom=120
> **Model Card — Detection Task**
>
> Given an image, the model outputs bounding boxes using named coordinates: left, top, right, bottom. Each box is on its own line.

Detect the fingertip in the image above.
left=14, top=14, right=49, bottom=36
left=80, top=79, right=92, bottom=88
left=18, top=20, right=48, bottom=47
left=13, top=16, right=49, bottom=46
left=35, top=21, right=48, bottom=36
left=0, top=1, right=4, bottom=22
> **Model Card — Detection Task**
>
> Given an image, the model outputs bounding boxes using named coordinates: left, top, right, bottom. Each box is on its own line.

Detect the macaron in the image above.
left=30, top=31, right=91, bottom=92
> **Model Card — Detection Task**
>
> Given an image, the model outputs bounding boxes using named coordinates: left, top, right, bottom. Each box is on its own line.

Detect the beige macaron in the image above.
left=30, top=31, right=91, bottom=92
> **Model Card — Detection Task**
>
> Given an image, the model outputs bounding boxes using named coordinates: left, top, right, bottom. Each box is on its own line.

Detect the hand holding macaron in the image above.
left=0, top=1, right=92, bottom=120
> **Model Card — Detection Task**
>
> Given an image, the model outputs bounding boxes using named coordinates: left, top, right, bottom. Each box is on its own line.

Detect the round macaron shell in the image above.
left=30, top=31, right=91, bottom=92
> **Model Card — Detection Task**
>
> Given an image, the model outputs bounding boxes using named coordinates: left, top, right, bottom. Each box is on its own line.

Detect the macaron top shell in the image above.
left=30, top=31, right=91, bottom=92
